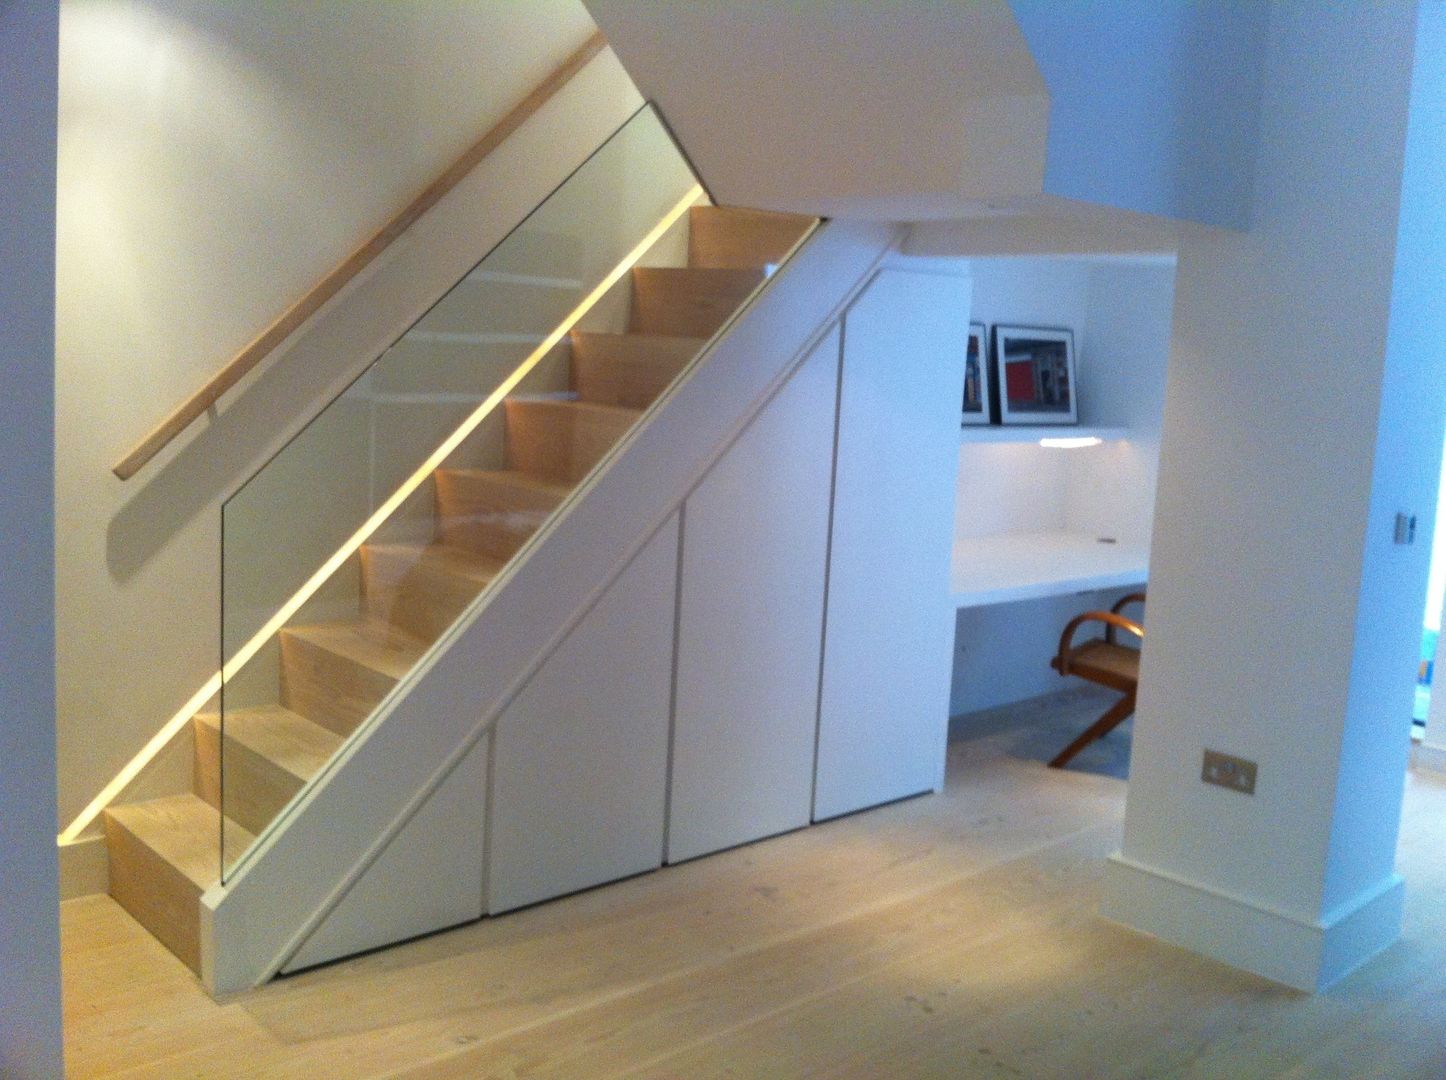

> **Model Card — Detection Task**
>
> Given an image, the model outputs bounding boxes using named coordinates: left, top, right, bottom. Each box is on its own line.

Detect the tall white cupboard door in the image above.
left=813, top=269, right=967, bottom=821
left=487, top=514, right=679, bottom=914
left=668, top=327, right=841, bottom=863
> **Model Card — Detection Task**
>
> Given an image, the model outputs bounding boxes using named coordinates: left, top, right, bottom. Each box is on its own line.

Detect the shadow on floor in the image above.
left=948, top=685, right=1133, bottom=781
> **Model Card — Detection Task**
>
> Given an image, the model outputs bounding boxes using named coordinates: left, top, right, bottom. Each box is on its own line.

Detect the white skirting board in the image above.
left=1102, top=854, right=1405, bottom=992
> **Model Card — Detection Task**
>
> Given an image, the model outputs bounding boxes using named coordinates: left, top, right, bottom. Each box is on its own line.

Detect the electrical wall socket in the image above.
left=1202, top=750, right=1257, bottom=795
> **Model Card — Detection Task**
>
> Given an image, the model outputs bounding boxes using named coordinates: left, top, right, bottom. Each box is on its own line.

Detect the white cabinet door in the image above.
left=487, top=514, right=679, bottom=914
left=668, top=327, right=841, bottom=863
left=814, top=269, right=967, bottom=821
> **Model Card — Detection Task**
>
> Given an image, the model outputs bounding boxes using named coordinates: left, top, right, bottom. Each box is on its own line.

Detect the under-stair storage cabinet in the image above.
left=814, top=269, right=967, bottom=820
left=667, top=327, right=841, bottom=862
left=486, top=514, right=679, bottom=913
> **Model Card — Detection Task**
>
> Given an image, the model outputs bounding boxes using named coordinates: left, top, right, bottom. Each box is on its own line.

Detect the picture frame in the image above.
left=989, top=324, right=1078, bottom=425
left=961, top=321, right=991, bottom=426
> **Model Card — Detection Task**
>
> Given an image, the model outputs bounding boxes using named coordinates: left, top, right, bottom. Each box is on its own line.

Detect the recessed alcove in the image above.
left=929, top=249, right=1177, bottom=719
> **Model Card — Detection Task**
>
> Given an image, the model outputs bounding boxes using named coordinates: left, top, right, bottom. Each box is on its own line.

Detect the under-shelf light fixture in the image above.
left=1039, top=436, right=1104, bottom=449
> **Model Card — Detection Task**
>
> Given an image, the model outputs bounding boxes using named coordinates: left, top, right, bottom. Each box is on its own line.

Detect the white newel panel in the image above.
left=668, top=327, right=841, bottom=862
left=487, top=515, right=679, bottom=913
left=814, top=268, right=967, bottom=820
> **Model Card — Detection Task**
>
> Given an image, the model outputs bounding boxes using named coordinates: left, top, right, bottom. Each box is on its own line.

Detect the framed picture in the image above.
left=962, top=321, right=991, bottom=426
left=989, top=325, right=1078, bottom=425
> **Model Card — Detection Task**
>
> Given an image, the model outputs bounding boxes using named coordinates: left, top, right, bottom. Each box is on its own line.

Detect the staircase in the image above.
left=101, top=205, right=815, bottom=978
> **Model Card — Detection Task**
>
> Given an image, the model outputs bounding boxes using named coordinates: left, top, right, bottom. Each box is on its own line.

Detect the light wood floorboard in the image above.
left=62, top=688, right=1446, bottom=1078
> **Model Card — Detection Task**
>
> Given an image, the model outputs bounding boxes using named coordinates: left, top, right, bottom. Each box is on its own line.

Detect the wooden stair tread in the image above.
left=688, top=205, right=815, bottom=269
left=195, top=706, right=343, bottom=782
left=631, top=267, right=766, bottom=284
left=569, top=331, right=708, bottom=358
left=506, top=397, right=643, bottom=418
left=432, top=468, right=571, bottom=562
left=363, top=541, right=509, bottom=583
left=105, top=793, right=254, bottom=891
left=281, top=619, right=429, bottom=681
left=434, top=467, right=573, bottom=497
left=569, top=332, right=706, bottom=409
left=361, top=541, right=510, bottom=640
left=504, top=399, right=644, bottom=485
left=628, top=267, right=766, bottom=338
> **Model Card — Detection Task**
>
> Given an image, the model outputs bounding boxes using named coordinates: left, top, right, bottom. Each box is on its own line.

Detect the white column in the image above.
left=0, top=0, right=62, bottom=1075
left=1104, top=0, right=1446, bottom=992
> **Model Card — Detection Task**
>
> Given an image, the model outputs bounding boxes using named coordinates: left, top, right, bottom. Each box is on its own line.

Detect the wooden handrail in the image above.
left=112, top=30, right=609, bottom=481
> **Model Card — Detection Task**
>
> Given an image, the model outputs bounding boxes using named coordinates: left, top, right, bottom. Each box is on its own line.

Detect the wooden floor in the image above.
left=62, top=689, right=1446, bottom=1079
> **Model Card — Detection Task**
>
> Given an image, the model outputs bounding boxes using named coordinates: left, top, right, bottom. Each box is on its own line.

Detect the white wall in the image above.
left=1106, top=0, right=1440, bottom=991
left=0, top=2, right=64, bottom=1074
left=954, top=257, right=1091, bottom=544
left=1008, top=0, right=1268, bottom=229
left=1065, top=262, right=1174, bottom=545
left=55, top=1, right=634, bottom=834
left=951, top=257, right=1172, bottom=717
left=952, top=257, right=1174, bottom=545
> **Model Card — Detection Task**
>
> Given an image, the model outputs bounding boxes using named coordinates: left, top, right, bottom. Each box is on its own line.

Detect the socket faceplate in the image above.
left=1202, top=750, right=1257, bottom=795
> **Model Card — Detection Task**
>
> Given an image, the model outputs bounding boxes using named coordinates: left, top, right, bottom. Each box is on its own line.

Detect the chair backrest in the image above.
left=1105, top=592, right=1146, bottom=644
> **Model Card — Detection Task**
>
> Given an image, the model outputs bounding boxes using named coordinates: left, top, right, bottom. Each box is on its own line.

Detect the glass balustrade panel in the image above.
left=218, top=103, right=818, bottom=880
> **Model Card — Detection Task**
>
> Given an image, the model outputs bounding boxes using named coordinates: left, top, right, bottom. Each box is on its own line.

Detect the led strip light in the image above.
left=1039, top=436, right=1104, bottom=449
left=59, top=184, right=706, bottom=846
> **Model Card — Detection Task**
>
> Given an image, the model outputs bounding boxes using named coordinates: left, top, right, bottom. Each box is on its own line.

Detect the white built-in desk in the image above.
left=951, top=530, right=1149, bottom=609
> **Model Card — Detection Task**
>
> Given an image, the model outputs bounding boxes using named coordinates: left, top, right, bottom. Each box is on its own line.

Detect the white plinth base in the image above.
left=1102, top=854, right=1404, bottom=992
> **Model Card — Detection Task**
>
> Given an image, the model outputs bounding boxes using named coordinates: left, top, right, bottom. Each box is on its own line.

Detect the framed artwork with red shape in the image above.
left=989, top=325, right=1078, bottom=425
left=962, top=321, right=991, bottom=426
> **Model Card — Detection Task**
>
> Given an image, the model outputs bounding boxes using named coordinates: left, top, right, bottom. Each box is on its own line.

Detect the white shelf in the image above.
left=959, top=425, right=1130, bottom=445
left=951, top=530, right=1148, bottom=609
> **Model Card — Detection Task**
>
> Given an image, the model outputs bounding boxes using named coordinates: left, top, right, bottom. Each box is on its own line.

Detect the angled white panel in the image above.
left=668, top=326, right=839, bottom=863
left=280, top=732, right=488, bottom=973
left=814, top=269, right=967, bottom=821
left=584, top=0, right=1046, bottom=219
left=487, top=514, right=678, bottom=914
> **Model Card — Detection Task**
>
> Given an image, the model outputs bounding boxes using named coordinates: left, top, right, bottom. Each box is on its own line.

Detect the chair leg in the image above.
left=1048, top=692, right=1136, bottom=769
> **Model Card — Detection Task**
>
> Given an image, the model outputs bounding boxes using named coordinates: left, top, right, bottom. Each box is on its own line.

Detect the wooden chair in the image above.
left=1048, top=592, right=1145, bottom=769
